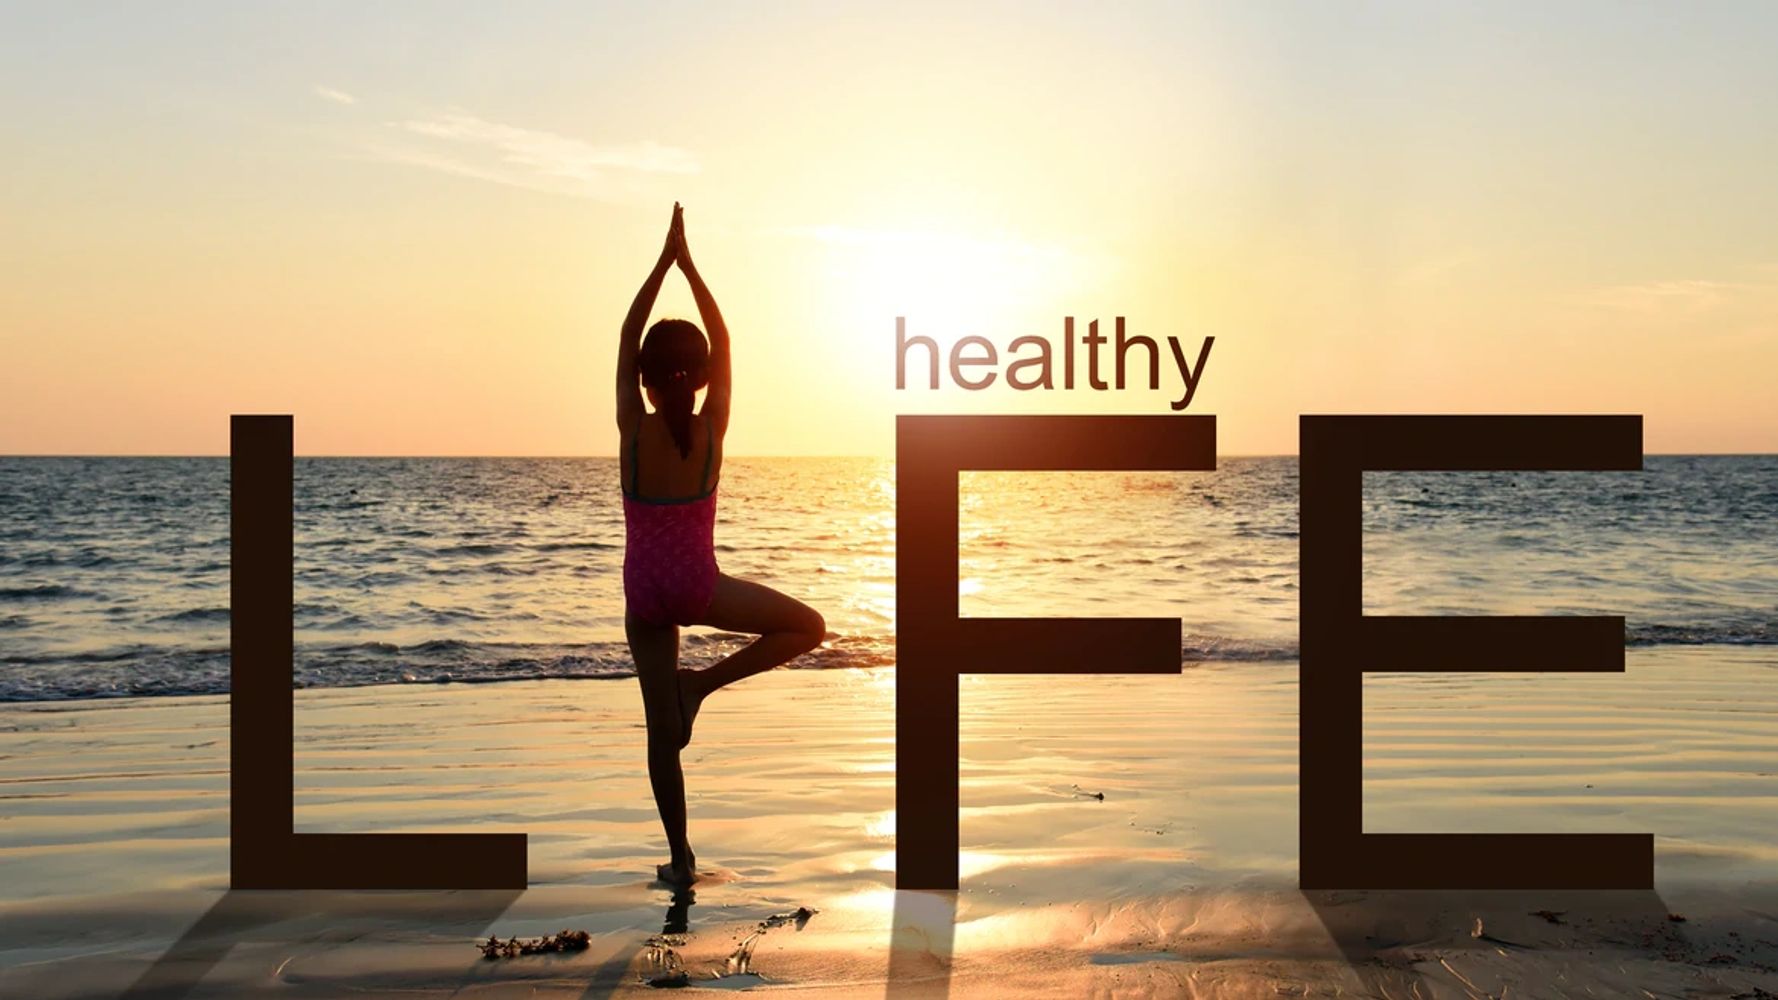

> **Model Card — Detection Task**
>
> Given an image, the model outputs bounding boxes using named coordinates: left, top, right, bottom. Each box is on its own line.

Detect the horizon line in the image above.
left=2, top=451, right=1772, bottom=460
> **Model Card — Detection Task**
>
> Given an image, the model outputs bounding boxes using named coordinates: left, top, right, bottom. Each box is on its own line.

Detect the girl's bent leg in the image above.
left=679, top=574, right=824, bottom=744
left=626, top=615, right=697, bottom=885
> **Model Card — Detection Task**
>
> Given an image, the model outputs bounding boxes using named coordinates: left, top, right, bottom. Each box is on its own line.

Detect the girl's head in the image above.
left=638, top=318, right=710, bottom=458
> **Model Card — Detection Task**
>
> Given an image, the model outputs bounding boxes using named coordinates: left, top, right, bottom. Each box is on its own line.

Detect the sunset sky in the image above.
left=3, top=2, right=1775, bottom=456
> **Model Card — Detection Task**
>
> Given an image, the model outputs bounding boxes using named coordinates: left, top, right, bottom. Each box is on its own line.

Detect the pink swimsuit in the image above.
left=622, top=415, right=719, bottom=627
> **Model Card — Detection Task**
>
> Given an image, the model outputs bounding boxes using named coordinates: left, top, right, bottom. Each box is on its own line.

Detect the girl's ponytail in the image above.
left=658, top=370, right=697, bottom=458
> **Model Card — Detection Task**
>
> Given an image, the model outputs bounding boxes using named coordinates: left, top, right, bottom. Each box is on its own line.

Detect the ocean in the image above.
left=0, top=455, right=1773, bottom=702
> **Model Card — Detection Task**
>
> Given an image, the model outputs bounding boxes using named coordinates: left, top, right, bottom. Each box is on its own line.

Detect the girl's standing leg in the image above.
left=678, top=574, right=825, bottom=744
left=627, top=614, right=697, bottom=885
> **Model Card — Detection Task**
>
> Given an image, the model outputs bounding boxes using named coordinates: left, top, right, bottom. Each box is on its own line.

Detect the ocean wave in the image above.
left=0, top=637, right=890, bottom=702
left=9, top=550, right=124, bottom=569
left=0, top=624, right=1771, bottom=703
left=1628, top=622, right=1776, bottom=646
left=1179, top=636, right=1298, bottom=662
left=153, top=607, right=231, bottom=624
left=0, top=584, right=92, bottom=601
left=435, top=543, right=511, bottom=556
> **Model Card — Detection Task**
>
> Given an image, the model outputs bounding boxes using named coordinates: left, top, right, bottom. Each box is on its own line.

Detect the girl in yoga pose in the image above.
left=617, top=203, right=826, bottom=887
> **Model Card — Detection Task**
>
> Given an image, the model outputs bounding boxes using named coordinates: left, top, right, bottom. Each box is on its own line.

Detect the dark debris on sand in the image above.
left=724, top=906, right=819, bottom=977
left=477, top=928, right=592, bottom=960
left=642, top=905, right=818, bottom=988
left=643, top=932, right=688, bottom=988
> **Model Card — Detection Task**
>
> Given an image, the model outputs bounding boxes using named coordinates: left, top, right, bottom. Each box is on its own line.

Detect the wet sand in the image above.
left=3, top=647, right=1778, bottom=997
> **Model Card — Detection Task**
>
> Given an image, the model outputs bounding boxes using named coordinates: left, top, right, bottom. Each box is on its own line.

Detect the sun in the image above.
left=786, top=224, right=1110, bottom=420
left=811, top=225, right=1086, bottom=339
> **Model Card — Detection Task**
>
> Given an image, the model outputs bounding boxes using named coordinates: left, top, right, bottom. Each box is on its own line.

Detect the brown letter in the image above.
left=1168, top=336, right=1213, bottom=411
left=1083, top=320, right=1108, bottom=390
left=897, top=316, right=940, bottom=390
left=1113, top=317, right=1159, bottom=390
left=232, top=415, right=526, bottom=888
left=1298, top=414, right=1650, bottom=889
left=1005, top=335, right=1054, bottom=390
left=896, top=414, right=1216, bottom=889
left=949, top=336, right=998, bottom=390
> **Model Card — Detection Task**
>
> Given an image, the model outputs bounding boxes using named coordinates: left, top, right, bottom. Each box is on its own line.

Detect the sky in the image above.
left=3, top=1, right=1776, bottom=456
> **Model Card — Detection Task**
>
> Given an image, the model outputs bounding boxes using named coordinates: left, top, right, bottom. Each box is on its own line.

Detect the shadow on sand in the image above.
left=115, top=889, right=522, bottom=1000
left=884, top=889, right=957, bottom=999
left=1305, top=887, right=1676, bottom=994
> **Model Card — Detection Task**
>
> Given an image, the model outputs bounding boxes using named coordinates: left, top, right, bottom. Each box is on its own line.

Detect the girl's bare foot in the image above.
left=676, top=669, right=705, bottom=749
left=656, top=857, right=699, bottom=887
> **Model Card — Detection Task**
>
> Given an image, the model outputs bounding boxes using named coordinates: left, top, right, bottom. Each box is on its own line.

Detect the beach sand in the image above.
left=4, top=647, right=1778, bottom=997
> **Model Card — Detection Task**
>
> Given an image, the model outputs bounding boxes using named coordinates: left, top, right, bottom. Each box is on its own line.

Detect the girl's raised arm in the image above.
left=672, top=209, right=731, bottom=438
left=616, top=203, right=681, bottom=431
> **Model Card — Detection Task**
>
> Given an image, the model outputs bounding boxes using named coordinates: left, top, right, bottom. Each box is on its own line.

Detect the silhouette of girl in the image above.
left=617, top=203, right=826, bottom=887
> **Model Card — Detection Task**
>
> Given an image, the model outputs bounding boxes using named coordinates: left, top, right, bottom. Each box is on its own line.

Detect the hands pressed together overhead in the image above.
left=659, top=202, right=694, bottom=272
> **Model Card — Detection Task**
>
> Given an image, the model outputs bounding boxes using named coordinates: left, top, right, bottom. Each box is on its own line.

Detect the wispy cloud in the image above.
left=1561, top=270, right=1778, bottom=353
left=364, top=111, right=697, bottom=200
left=1576, top=278, right=1751, bottom=313
left=312, top=84, right=357, bottom=106
left=398, top=113, right=696, bottom=176
left=1400, top=250, right=1479, bottom=284
left=774, top=224, right=1078, bottom=266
